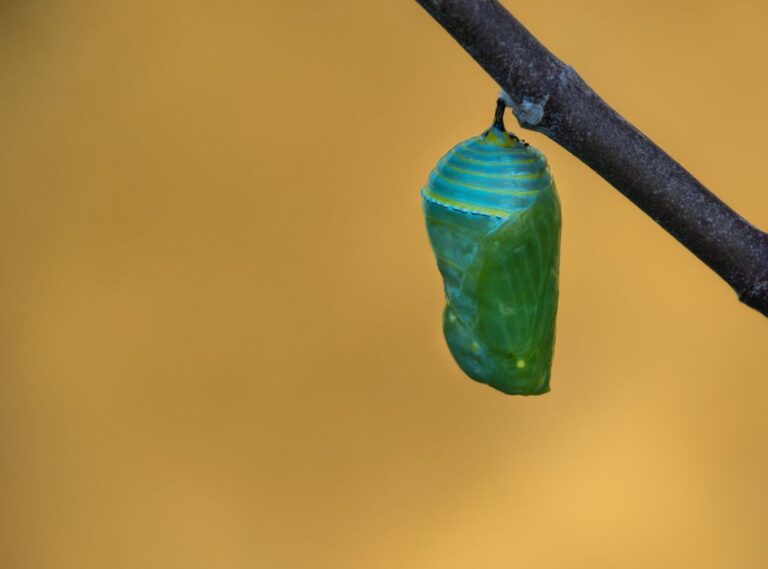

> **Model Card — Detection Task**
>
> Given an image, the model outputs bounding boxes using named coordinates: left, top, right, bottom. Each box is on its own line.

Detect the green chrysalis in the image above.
left=421, top=98, right=561, bottom=395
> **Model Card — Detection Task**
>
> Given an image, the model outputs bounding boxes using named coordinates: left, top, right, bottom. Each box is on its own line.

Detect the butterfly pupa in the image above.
left=421, top=98, right=561, bottom=395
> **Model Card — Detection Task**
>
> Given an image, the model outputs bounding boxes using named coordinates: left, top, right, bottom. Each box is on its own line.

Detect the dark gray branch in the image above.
left=414, top=0, right=768, bottom=317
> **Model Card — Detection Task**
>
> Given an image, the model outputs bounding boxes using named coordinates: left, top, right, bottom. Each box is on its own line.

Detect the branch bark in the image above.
left=414, top=0, right=768, bottom=317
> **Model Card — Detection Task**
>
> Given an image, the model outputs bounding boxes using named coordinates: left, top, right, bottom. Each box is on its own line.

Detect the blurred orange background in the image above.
left=2, top=1, right=768, bottom=567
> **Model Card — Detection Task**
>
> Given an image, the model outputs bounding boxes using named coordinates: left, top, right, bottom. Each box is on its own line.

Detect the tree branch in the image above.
left=414, top=0, right=768, bottom=317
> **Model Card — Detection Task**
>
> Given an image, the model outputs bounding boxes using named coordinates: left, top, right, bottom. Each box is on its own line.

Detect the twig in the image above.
left=414, top=0, right=768, bottom=317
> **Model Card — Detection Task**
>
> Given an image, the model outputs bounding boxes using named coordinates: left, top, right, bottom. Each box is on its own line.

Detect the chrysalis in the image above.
left=422, top=98, right=561, bottom=395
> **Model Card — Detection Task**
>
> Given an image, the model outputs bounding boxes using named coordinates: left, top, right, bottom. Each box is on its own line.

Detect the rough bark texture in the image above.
left=415, top=0, right=768, bottom=317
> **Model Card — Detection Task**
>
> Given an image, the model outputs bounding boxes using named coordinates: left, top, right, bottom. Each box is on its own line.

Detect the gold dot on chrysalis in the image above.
left=516, top=359, right=526, bottom=369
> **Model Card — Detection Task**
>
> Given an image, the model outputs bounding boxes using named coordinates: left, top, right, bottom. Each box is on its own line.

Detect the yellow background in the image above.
left=2, top=1, right=768, bottom=567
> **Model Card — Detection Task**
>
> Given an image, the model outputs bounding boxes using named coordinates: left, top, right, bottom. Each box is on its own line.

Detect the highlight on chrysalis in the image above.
left=421, top=97, right=561, bottom=395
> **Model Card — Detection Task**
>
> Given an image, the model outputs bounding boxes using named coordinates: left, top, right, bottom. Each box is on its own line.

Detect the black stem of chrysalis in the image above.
left=493, top=98, right=506, bottom=130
